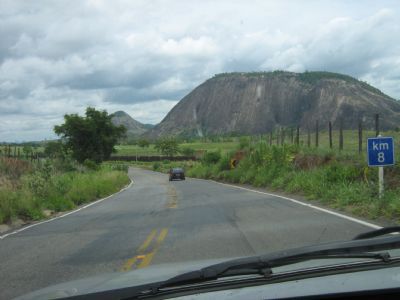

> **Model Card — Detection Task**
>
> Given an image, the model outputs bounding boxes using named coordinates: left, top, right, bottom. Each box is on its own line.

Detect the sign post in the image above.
left=367, top=136, right=395, bottom=198
left=378, top=166, right=384, bottom=198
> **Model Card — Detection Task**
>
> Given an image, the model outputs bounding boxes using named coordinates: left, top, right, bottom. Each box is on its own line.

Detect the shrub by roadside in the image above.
left=0, top=158, right=130, bottom=224
left=186, top=143, right=400, bottom=222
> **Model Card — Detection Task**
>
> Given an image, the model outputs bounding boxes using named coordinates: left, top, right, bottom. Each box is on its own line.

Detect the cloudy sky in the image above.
left=1, top=0, right=399, bottom=142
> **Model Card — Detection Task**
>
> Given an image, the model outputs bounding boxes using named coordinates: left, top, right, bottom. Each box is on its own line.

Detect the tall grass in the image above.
left=187, top=142, right=400, bottom=222
left=0, top=158, right=130, bottom=224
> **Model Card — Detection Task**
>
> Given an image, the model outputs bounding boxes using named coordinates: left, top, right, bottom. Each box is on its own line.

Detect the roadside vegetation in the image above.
left=3, top=108, right=400, bottom=225
left=113, top=140, right=238, bottom=157
left=113, top=130, right=400, bottom=158
left=186, top=140, right=400, bottom=222
left=0, top=107, right=130, bottom=225
left=0, top=157, right=129, bottom=224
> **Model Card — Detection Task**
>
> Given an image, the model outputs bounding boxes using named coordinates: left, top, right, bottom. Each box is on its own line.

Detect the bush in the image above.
left=0, top=157, right=33, bottom=181
left=137, top=138, right=150, bottom=148
left=239, top=137, right=250, bottom=149
left=180, top=147, right=195, bottom=157
left=83, top=159, right=100, bottom=171
left=203, top=151, right=221, bottom=164
left=105, top=163, right=129, bottom=172
left=0, top=160, right=129, bottom=224
left=218, top=155, right=231, bottom=171
left=324, top=163, right=362, bottom=183
left=154, top=137, right=180, bottom=156
left=44, top=141, right=64, bottom=158
left=153, top=162, right=161, bottom=171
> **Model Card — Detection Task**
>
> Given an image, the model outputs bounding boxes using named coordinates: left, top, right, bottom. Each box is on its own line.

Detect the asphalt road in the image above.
left=0, top=167, right=375, bottom=299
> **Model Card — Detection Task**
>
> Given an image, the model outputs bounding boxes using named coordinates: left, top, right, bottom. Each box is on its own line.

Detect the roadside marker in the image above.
left=367, top=135, right=395, bottom=199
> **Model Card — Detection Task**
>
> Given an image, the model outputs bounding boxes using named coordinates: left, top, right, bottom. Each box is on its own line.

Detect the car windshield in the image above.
left=1, top=1, right=400, bottom=299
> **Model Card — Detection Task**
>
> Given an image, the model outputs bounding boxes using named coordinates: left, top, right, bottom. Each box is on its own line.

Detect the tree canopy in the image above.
left=44, top=141, right=64, bottom=158
left=137, top=138, right=150, bottom=148
left=54, top=107, right=126, bottom=163
left=154, top=137, right=179, bottom=156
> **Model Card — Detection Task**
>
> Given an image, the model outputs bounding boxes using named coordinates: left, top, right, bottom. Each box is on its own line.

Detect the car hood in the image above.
left=15, top=250, right=400, bottom=300
left=14, top=258, right=229, bottom=300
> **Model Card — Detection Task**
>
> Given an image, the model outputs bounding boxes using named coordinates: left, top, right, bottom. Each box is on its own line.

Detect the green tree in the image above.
left=137, top=138, right=150, bottom=148
left=22, top=145, right=33, bottom=156
left=154, top=137, right=179, bottom=156
left=54, top=107, right=126, bottom=163
left=203, top=150, right=221, bottom=164
left=44, top=141, right=64, bottom=158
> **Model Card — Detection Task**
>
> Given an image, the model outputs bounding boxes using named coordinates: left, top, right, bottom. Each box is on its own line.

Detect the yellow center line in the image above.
left=138, top=229, right=158, bottom=252
left=167, top=186, right=178, bottom=209
left=121, top=228, right=169, bottom=271
left=138, top=228, right=168, bottom=268
left=168, top=198, right=177, bottom=208
left=121, top=229, right=157, bottom=271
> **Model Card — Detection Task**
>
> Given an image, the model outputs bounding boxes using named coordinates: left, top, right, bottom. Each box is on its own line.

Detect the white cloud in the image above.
left=0, top=0, right=399, bottom=141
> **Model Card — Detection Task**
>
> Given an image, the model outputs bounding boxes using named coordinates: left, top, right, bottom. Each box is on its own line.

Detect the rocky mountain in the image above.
left=147, top=71, right=400, bottom=138
left=111, top=111, right=151, bottom=138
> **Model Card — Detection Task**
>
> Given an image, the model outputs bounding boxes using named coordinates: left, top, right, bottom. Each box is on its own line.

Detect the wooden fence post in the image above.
left=296, top=126, right=300, bottom=146
left=358, top=119, right=363, bottom=154
left=269, top=131, right=273, bottom=146
left=307, top=127, right=311, bottom=148
left=290, top=128, right=294, bottom=144
left=375, top=113, right=380, bottom=137
left=276, top=128, right=280, bottom=146
left=329, top=121, right=333, bottom=149
left=339, top=119, right=344, bottom=151
left=315, top=120, right=319, bottom=148
left=281, top=128, right=285, bottom=146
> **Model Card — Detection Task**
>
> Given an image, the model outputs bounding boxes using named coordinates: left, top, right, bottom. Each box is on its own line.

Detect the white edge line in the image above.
left=191, top=178, right=382, bottom=230
left=0, top=179, right=134, bottom=240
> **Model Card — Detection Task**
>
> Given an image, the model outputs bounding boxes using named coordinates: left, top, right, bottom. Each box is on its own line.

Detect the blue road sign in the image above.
left=367, top=137, right=395, bottom=167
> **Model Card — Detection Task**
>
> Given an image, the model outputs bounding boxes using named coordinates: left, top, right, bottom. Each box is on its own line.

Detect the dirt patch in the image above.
left=0, top=218, right=29, bottom=234
left=42, top=209, right=54, bottom=217
left=0, top=224, right=11, bottom=234
left=384, top=165, right=400, bottom=190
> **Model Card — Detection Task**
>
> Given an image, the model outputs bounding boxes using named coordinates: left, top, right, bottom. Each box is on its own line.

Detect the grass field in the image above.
left=113, top=141, right=239, bottom=156
left=113, top=130, right=400, bottom=158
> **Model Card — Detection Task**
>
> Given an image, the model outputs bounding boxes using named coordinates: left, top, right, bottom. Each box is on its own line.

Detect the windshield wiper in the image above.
left=353, top=226, right=400, bottom=240
left=158, top=252, right=391, bottom=289
left=63, top=230, right=400, bottom=300
left=156, top=231, right=400, bottom=290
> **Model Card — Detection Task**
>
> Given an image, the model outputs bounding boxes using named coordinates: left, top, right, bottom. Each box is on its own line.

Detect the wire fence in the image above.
left=264, top=114, right=400, bottom=156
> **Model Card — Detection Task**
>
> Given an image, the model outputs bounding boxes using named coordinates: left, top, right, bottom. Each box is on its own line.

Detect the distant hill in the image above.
left=143, top=123, right=155, bottom=130
left=147, top=71, right=400, bottom=137
left=111, top=111, right=150, bottom=138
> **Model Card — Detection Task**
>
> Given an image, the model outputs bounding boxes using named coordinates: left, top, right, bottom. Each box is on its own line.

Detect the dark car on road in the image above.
left=169, top=168, right=185, bottom=181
